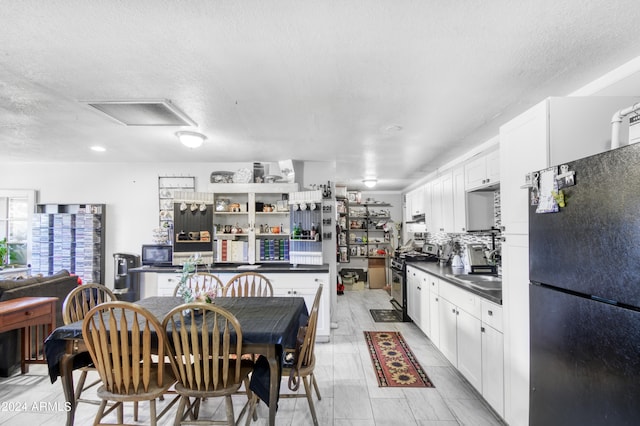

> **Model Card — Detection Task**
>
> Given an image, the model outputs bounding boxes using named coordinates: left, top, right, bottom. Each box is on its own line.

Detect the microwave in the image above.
left=141, top=244, right=173, bottom=266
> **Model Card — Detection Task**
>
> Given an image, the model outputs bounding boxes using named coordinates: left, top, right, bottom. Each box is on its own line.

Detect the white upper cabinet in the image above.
left=406, top=185, right=426, bottom=218
left=429, top=172, right=454, bottom=233
left=465, top=149, right=500, bottom=191
left=452, top=166, right=467, bottom=233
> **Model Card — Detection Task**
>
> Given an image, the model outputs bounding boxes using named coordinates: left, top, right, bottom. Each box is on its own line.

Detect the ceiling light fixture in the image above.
left=90, top=146, right=106, bottom=152
left=363, top=178, right=378, bottom=188
left=176, top=131, right=207, bottom=148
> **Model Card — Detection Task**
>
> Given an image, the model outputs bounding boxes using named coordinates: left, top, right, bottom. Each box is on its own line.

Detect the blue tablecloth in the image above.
left=44, top=296, right=309, bottom=382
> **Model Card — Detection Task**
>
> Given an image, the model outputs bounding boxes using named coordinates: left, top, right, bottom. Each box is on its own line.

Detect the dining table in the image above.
left=44, top=296, right=309, bottom=426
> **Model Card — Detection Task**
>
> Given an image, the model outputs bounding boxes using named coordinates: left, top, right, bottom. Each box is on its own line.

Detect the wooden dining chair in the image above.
left=173, top=272, right=224, bottom=299
left=162, top=303, right=257, bottom=425
left=222, top=272, right=273, bottom=297
left=280, top=284, right=323, bottom=426
left=62, top=283, right=117, bottom=405
left=82, top=301, right=178, bottom=426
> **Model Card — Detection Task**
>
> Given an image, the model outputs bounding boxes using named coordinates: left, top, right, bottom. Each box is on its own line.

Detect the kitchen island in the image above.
left=131, top=263, right=331, bottom=341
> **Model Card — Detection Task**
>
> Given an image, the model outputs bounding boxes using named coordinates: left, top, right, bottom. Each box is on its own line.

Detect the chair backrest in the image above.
left=222, top=272, right=273, bottom=297
left=162, top=303, right=245, bottom=391
left=81, top=301, right=170, bottom=395
left=173, top=272, right=224, bottom=299
left=63, top=283, right=117, bottom=325
left=297, top=284, right=323, bottom=370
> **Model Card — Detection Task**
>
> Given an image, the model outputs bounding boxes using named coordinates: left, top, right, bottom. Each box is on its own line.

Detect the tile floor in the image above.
left=0, top=289, right=506, bottom=425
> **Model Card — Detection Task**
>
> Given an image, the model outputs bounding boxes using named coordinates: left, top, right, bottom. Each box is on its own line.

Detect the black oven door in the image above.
left=390, top=266, right=410, bottom=321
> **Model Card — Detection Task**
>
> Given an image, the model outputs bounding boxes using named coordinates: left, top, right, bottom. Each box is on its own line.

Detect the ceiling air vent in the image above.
left=85, top=99, right=197, bottom=126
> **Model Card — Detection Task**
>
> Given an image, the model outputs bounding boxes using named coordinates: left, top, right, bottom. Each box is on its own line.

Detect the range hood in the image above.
left=407, top=213, right=425, bottom=223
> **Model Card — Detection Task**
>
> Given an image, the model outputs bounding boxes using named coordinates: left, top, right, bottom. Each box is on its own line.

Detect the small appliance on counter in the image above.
left=466, top=243, right=497, bottom=274
left=141, top=244, right=173, bottom=267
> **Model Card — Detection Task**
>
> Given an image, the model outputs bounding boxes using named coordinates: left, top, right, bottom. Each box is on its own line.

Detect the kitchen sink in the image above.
left=445, top=273, right=502, bottom=291
left=449, top=274, right=501, bottom=283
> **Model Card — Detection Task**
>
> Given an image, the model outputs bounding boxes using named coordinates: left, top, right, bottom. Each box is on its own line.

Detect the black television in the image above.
left=141, top=244, right=173, bottom=266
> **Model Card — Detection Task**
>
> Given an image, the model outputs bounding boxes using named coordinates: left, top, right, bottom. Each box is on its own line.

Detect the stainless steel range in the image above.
left=390, top=257, right=409, bottom=321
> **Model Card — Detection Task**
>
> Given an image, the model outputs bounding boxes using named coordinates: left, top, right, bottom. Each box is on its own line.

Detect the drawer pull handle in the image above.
left=488, top=310, right=493, bottom=316
left=25, top=311, right=34, bottom=316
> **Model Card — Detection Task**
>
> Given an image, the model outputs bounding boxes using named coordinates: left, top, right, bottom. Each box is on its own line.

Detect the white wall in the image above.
left=0, top=160, right=335, bottom=287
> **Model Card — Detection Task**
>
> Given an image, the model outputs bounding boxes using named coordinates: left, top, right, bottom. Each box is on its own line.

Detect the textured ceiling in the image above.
left=1, top=0, right=640, bottom=190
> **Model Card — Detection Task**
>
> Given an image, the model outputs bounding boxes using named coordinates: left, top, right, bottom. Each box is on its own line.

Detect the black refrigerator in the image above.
left=529, top=143, right=640, bottom=425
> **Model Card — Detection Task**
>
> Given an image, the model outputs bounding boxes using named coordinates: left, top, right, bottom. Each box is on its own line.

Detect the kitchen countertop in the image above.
left=405, top=261, right=502, bottom=305
left=130, top=263, right=330, bottom=274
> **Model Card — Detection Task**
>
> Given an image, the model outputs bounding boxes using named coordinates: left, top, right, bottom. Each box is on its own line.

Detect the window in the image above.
left=0, top=190, right=36, bottom=266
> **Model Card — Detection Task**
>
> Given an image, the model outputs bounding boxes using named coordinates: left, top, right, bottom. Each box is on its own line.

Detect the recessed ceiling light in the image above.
left=91, top=146, right=106, bottom=152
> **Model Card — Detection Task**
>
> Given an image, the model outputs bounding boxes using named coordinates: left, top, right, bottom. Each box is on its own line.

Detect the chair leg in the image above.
left=193, top=397, right=201, bottom=419
left=134, top=401, right=139, bottom=421
left=224, top=395, right=235, bottom=426
left=245, top=392, right=258, bottom=426
left=117, top=401, right=124, bottom=424
left=243, top=377, right=258, bottom=421
left=311, top=373, right=322, bottom=400
left=75, top=370, right=88, bottom=403
left=174, top=396, right=188, bottom=426
left=150, top=399, right=157, bottom=426
left=303, top=376, right=319, bottom=426
left=93, top=400, right=108, bottom=426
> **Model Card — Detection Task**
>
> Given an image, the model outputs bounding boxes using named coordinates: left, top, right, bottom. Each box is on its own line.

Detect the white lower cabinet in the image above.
left=482, top=322, right=504, bottom=416
left=142, top=270, right=330, bottom=342
left=156, top=273, right=182, bottom=297
left=426, top=273, right=440, bottom=347
left=456, top=306, right=482, bottom=391
left=263, top=273, right=330, bottom=342
left=438, top=297, right=458, bottom=365
left=429, top=291, right=440, bottom=348
left=412, top=269, right=504, bottom=418
left=406, top=266, right=423, bottom=326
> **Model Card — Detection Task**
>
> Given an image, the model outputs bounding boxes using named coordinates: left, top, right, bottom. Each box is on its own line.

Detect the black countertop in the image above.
left=405, top=261, right=502, bottom=305
left=130, top=263, right=330, bottom=274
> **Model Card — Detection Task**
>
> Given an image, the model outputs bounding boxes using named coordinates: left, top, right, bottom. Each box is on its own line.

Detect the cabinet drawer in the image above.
left=157, top=274, right=181, bottom=297
left=1, top=303, right=52, bottom=329
left=439, top=280, right=481, bottom=318
left=481, top=299, right=503, bottom=332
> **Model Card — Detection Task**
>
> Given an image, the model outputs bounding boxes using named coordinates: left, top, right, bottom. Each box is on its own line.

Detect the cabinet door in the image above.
left=499, top=100, right=548, bottom=234
left=486, top=149, right=500, bottom=184
left=464, top=155, right=487, bottom=190
left=429, top=179, right=444, bottom=232
left=157, top=273, right=181, bottom=297
left=269, top=273, right=330, bottom=342
left=457, top=308, right=482, bottom=392
left=440, top=172, right=454, bottom=233
left=438, top=297, right=457, bottom=366
left=482, top=324, right=505, bottom=416
left=429, top=288, right=440, bottom=348
left=418, top=271, right=430, bottom=333
left=406, top=267, right=421, bottom=325
left=452, top=166, right=467, bottom=233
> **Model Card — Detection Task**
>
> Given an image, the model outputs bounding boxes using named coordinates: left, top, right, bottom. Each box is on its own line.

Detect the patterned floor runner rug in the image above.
left=364, top=331, right=434, bottom=388
left=370, top=309, right=402, bottom=322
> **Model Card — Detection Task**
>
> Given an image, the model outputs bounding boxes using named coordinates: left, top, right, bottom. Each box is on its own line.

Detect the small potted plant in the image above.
left=0, top=238, right=7, bottom=269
